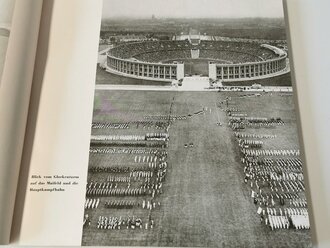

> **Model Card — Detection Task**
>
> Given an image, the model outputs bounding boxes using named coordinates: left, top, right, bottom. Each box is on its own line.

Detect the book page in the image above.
left=13, top=0, right=330, bottom=247
left=11, top=0, right=103, bottom=245
left=80, top=0, right=313, bottom=247
left=284, top=1, right=330, bottom=247
left=0, top=0, right=43, bottom=244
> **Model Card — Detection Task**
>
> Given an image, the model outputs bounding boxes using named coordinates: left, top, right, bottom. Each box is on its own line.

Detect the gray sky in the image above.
left=102, top=0, right=284, bottom=19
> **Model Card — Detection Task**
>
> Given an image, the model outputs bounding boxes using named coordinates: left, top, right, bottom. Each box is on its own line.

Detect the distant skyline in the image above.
left=102, top=0, right=284, bottom=19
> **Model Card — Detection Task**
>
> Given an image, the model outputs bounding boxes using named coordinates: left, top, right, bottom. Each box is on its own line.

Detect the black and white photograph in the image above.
left=82, top=0, right=312, bottom=246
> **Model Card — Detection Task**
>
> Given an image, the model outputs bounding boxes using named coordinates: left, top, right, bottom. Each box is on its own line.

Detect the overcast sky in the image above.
left=102, top=0, right=284, bottom=19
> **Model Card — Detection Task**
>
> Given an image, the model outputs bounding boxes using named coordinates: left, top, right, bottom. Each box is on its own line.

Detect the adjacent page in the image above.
left=0, top=0, right=43, bottom=244
left=0, top=0, right=15, bottom=80
left=284, top=1, right=330, bottom=246
left=81, top=0, right=312, bottom=247
left=12, top=0, right=103, bottom=246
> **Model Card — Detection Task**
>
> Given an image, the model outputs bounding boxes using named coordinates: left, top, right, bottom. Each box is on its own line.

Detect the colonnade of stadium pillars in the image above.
left=209, top=58, right=287, bottom=81
left=107, top=55, right=286, bottom=82
left=107, top=56, right=184, bottom=81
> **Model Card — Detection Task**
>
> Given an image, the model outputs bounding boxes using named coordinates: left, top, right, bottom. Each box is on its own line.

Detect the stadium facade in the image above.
left=103, top=34, right=288, bottom=83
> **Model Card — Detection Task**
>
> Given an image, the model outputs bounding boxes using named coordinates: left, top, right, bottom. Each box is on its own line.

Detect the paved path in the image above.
left=95, top=84, right=293, bottom=92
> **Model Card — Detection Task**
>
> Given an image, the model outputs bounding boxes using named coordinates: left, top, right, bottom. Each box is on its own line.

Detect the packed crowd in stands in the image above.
left=109, top=40, right=281, bottom=64
left=134, top=50, right=191, bottom=63
left=110, top=40, right=192, bottom=60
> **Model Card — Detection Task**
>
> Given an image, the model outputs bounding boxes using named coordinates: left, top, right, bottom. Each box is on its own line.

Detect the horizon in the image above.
left=101, top=16, right=285, bottom=21
left=102, top=0, right=284, bottom=19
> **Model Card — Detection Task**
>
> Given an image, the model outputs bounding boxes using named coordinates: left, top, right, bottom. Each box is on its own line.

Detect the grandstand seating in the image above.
left=134, top=50, right=191, bottom=63
left=110, top=40, right=279, bottom=64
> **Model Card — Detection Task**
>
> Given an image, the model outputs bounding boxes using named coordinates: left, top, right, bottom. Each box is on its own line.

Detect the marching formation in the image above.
left=242, top=149, right=300, bottom=157
left=85, top=198, right=100, bottom=209
left=84, top=110, right=172, bottom=235
left=96, top=216, right=151, bottom=230
left=234, top=132, right=277, bottom=139
left=89, top=148, right=159, bottom=154
left=92, top=121, right=169, bottom=130
left=260, top=207, right=310, bottom=230
left=224, top=94, right=310, bottom=231
left=83, top=90, right=311, bottom=247
left=229, top=116, right=285, bottom=130
left=89, top=166, right=130, bottom=173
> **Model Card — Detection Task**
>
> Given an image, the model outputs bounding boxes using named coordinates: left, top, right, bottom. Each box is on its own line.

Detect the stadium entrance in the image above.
left=162, top=58, right=210, bottom=77
left=182, top=59, right=209, bottom=76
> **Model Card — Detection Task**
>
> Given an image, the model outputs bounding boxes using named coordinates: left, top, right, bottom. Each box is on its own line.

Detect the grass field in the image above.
left=222, top=73, right=292, bottom=87
left=82, top=90, right=311, bottom=247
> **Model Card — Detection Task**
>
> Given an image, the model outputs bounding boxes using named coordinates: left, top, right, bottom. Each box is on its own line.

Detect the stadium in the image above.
left=99, top=30, right=289, bottom=88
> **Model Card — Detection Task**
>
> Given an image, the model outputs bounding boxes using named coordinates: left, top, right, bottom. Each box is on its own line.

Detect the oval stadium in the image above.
left=99, top=31, right=289, bottom=88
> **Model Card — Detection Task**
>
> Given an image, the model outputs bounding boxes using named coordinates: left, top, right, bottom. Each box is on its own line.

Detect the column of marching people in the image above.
left=223, top=96, right=310, bottom=231
left=84, top=128, right=171, bottom=232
